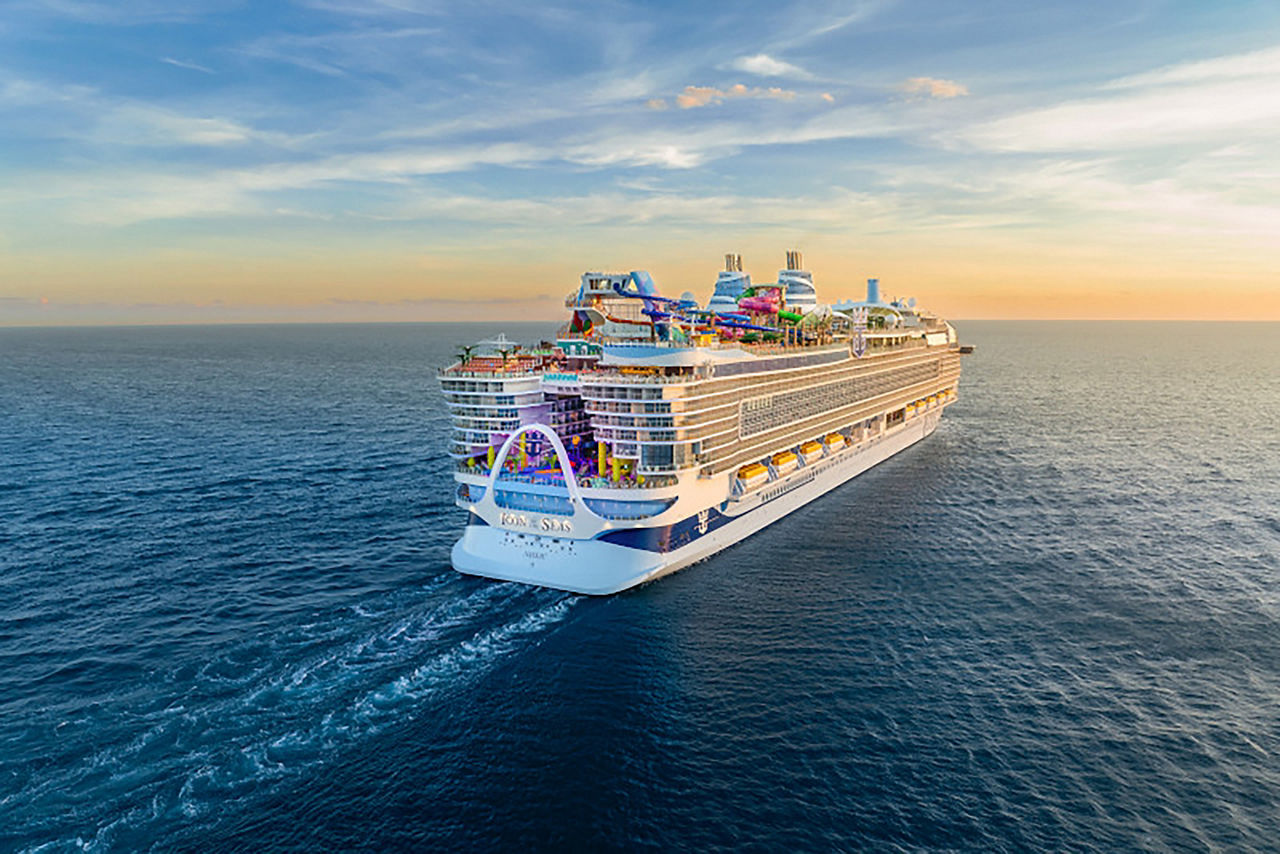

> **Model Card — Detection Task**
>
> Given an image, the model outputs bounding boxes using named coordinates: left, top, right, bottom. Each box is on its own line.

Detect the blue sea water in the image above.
left=1, top=320, right=1278, bottom=852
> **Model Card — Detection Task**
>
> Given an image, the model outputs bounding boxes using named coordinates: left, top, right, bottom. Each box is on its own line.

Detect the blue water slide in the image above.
left=711, top=316, right=781, bottom=333
left=611, top=271, right=671, bottom=340
left=629, top=270, right=658, bottom=297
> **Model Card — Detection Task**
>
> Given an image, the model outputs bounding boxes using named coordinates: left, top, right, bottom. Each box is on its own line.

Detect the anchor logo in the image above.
left=697, top=508, right=710, bottom=535
left=851, top=307, right=868, bottom=358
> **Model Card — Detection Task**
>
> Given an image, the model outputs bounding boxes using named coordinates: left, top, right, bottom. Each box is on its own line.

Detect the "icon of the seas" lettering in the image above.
left=500, top=512, right=572, bottom=533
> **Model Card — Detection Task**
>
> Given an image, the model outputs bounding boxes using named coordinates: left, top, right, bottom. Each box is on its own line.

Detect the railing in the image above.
left=493, top=488, right=574, bottom=517
left=440, top=368, right=544, bottom=379
left=482, top=471, right=678, bottom=490
left=444, top=396, right=543, bottom=408
left=590, top=420, right=735, bottom=444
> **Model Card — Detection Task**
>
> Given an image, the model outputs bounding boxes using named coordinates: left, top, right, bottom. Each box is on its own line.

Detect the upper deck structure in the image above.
left=439, top=252, right=965, bottom=593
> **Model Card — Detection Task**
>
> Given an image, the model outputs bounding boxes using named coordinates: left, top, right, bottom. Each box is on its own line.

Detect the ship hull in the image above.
left=451, top=411, right=942, bottom=594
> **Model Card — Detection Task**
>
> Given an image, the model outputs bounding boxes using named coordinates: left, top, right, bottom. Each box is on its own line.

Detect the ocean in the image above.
left=1, top=321, right=1278, bottom=851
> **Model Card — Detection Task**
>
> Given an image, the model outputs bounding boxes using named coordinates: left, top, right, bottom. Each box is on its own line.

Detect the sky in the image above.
left=1, top=0, right=1279, bottom=325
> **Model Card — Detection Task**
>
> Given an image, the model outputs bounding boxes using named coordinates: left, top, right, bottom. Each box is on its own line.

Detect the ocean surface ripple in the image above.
left=1, top=321, right=1277, bottom=851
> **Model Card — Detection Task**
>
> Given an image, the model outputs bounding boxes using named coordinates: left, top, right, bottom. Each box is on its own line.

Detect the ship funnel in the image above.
left=785, top=250, right=803, bottom=271
left=724, top=253, right=743, bottom=272
left=867, top=278, right=880, bottom=304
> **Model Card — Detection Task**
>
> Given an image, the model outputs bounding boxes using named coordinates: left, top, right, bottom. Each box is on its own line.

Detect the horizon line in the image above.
left=4, top=317, right=1279, bottom=331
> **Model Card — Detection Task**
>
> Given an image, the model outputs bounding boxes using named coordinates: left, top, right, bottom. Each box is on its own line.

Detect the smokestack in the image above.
left=735, top=253, right=743, bottom=272
left=784, top=250, right=803, bottom=271
left=725, top=253, right=736, bottom=272
left=866, top=278, right=880, bottom=304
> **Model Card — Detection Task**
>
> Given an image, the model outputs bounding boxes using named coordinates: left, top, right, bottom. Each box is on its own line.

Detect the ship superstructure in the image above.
left=440, top=252, right=963, bottom=594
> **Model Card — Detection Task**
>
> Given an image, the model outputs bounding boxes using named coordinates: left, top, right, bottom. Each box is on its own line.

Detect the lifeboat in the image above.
left=824, top=432, right=846, bottom=450
left=737, top=462, right=769, bottom=491
left=927, top=395, right=937, bottom=407
left=905, top=403, right=916, bottom=416
left=771, top=451, right=799, bottom=476
left=799, top=441, right=824, bottom=465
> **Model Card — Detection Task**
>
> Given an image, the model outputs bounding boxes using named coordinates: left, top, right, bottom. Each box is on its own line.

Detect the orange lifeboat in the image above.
left=771, top=450, right=799, bottom=475
left=737, top=462, right=769, bottom=491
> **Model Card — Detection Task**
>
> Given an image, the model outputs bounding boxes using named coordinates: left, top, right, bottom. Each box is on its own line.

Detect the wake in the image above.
left=10, top=579, right=579, bottom=853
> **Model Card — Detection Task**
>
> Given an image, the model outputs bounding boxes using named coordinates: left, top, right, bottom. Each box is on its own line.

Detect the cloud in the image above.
left=9, top=96, right=925, bottom=226
left=728, top=54, right=813, bottom=80
left=767, top=1, right=885, bottom=49
left=1103, top=44, right=1280, bottom=90
left=959, top=77, right=1280, bottom=152
left=34, top=142, right=547, bottom=225
left=999, top=159, right=1280, bottom=239
left=160, top=57, right=215, bottom=74
left=105, top=106, right=253, bottom=146
left=899, top=77, right=969, bottom=99
left=237, top=26, right=445, bottom=79
left=675, top=83, right=796, bottom=109
left=821, top=92, right=835, bottom=103
left=645, top=98, right=668, bottom=110
left=0, top=74, right=269, bottom=147
left=356, top=187, right=905, bottom=231
left=958, top=45, right=1280, bottom=153
left=804, top=3, right=882, bottom=39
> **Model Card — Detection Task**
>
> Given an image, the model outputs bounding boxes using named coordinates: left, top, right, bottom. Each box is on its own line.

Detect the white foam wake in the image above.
left=14, top=584, right=580, bottom=853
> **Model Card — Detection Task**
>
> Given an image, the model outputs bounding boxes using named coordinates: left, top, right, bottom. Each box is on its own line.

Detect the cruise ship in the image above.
left=440, top=252, right=963, bottom=594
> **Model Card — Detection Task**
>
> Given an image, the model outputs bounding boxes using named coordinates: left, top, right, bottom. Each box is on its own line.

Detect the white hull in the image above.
left=451, top=410, right=942, bottom=594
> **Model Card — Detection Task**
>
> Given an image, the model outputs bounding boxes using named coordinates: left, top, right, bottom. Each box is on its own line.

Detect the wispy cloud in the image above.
left=898, top=77, right=969, bottom=99
left=995, top=158, right=1280, bottom=239
left=351, top=187, right=908, bottom=232
left=769, top=0, right=887, bottom=49
left=674, top=83, right=796, bottom=109
left=957, top=45, right=1280, bottom=153
left=25, top=142, right=548, bottom=225
left=1103, top=44, right=1280, bottom=89
left=960, top=78, right=1280, bottom=152
left=0, top=74, right=269, bottom=147
left=236, top=26, right=446, bottom=78
left=728, top=54, right=814, bottom=80
left=103, top=105, right=253, bottom=146
left=160, top=56, right=215, bottom=74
